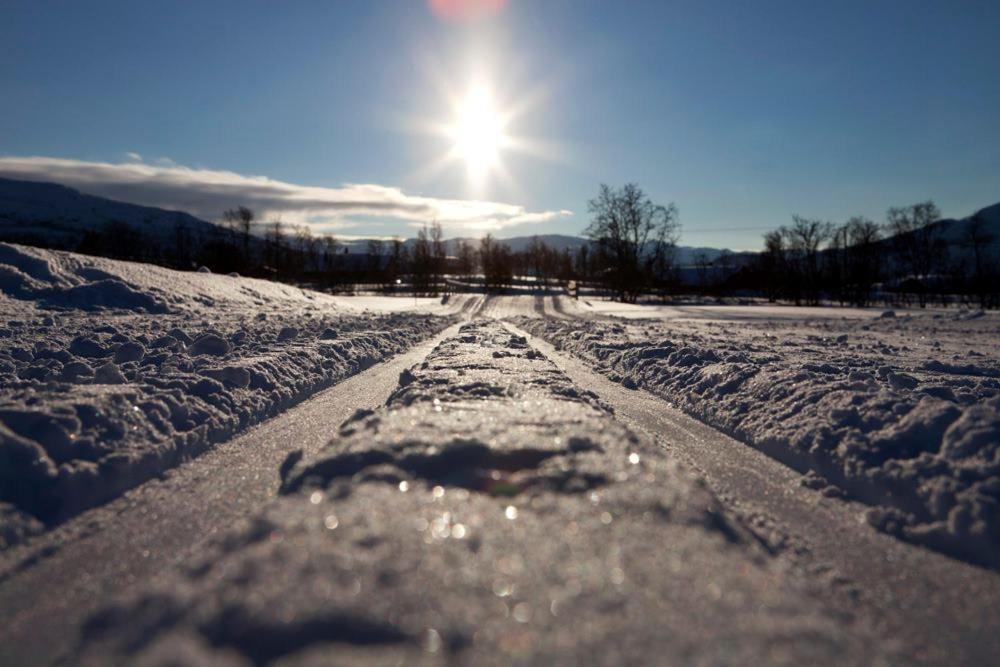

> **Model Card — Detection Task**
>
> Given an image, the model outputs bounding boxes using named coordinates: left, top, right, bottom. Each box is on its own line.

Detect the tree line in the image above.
left=10, top=184, right=995, bottom=308
left=736, top=200, right=998, bottom=309
left=65, top=183, right=686, bottom=300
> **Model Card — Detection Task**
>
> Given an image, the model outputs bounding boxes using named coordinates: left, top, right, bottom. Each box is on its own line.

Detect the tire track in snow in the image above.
left=67, top=320, right=890, bottom=665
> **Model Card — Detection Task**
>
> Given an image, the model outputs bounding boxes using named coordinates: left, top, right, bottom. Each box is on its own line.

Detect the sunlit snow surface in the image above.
left=516, top=299, right=1000, bottom=567
left=72, top=321, right=889, bottom=665
left=1, top=243, right=997, bottom=663
left=0, top=243, right=458, bottom=545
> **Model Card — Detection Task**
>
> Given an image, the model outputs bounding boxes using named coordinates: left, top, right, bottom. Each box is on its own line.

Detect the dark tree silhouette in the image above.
left=783, top=216, right=833, bottom=305
left=430, top=222, right=446, bottom=292
left=411, top=225, right=433, bottom=295
left=886, top=201, right=943, bottom=307
left=759, top=230, right=786, bottom=302
left=366, top=238, right=384, bottom=285
left=385, top=237, right=408, bottom=292
left=584, top=183, right=679, bottom=302
left=963, top=214, right=997, bottom=309
left=479, top=234, right=513, bottom=292
left=454, top=239, right=476, bottom=288
left=265, top=220, right=286, bottom=277
left=843, top=216, right=882, bottom=306
left=223, top=206, right=255, bottom=262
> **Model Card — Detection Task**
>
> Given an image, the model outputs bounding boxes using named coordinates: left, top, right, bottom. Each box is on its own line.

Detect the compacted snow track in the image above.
left=58, top=320, right=891, bottom=665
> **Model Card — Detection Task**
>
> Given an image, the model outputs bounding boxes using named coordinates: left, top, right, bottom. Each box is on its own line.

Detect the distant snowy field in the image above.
left=517, top=301, right=1000, bottom=567
left=575, top=298, right=884, bottom=321
left=0, top=243, right=457, bottom=547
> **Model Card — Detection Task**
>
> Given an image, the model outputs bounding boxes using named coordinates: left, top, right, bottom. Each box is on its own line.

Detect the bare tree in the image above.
left=366, top=239, right=385, bottom=287
left=526, top=236, right=557, bottom=290
left=886, top=201, right=943, bottom=307
left=454, top=239, right=477, bottom=289
left=759, top=230, right=786, bottom=302
left=574, top=245, right=591, bottom=283
left=385, top=237, right=409, bottom=291
left=430, top=221, right=446, bottom=292
left=321, top=236, right=341, bottom=287
left=411, top=225, right=433, bottom=295
left=265, top=220, right=286, bottom=277
left=844, top=216, right=882, bottom=306
left=584, top=183, right=680, bottom=302
left=784, top=216, right=834, bottom=305
left=479, top=234, right=513, bottom=293
left=964, top=214, right=996, bottom=309
left=223, top=206, right=255, bottom=261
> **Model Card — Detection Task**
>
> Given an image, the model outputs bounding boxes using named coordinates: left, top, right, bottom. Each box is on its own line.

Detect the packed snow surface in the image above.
left=0, top=243, right=456, bottom=546
left=73, top=321, right=888, bottom=665
left=515, top=306, right=1000, bottom=567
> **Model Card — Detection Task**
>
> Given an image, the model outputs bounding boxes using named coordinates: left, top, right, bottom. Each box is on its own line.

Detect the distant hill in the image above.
left=0, top=177, right=223, bottom=250
left=924, top=202, right=1000, bottom=253
left=2, top=176, right=993, bottom=270
left=0, top=178, right=737, bottom=262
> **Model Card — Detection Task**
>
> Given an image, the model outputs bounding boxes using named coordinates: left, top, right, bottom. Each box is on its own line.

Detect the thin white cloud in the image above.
left=125, top=151, right=143, bottom=161
left=0, top=155, right=570, bottom=233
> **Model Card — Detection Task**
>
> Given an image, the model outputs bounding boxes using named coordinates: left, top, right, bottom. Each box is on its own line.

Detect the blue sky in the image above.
left=1, top=0, right=998, bottom=249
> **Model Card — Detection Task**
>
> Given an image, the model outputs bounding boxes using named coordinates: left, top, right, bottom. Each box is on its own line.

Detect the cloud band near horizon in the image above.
left=0, top=156, right=571, bottom=234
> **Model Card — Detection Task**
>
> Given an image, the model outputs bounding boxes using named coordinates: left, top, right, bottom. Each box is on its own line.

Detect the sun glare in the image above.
left=449, top=86, right=508, bottom=180
left=403, top=57, right=558, bottom=195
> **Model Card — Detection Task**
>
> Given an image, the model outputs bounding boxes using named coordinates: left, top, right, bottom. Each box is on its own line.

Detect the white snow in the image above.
left=0, top=243, right=457, bottom=546
left=69, top=321, right=889, bottom=665
left=516, top=307, right=1000, bottom=567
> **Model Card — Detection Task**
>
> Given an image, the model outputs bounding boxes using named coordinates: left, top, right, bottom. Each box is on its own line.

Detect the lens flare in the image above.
left=428, top=0, right=507, bottom=23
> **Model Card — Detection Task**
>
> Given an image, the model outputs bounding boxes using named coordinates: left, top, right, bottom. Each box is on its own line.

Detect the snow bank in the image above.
left=0, top=242, right=362, bottom=315
left=0, top=310, right=450, bottom=541
left=0, top=244, right=456, bottom=546
left=72, top=321, right=887, bottom=665
left=515, top=314, right=1000, bottom=568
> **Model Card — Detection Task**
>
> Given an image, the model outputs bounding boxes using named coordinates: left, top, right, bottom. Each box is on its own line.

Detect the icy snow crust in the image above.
left=515, top=311, right=1000, bottom=568
left=0, top=243, right=454, bottom=545
left=74, top=321, right=888, bottom=665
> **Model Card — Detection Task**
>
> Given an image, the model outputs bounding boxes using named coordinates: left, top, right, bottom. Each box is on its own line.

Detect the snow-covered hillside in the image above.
left=0, top=177, right=223, bottom=251
left=929, top=202, right=1000, bottom=250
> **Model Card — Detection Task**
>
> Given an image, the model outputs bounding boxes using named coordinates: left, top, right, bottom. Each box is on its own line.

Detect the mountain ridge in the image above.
left=0, top=177, right=996, bottom=265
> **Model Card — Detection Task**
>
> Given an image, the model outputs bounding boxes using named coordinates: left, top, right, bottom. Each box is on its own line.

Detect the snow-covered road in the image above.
left=58, top=321, right=891, bottom=665
left=1, top=246, right=998, bottom=664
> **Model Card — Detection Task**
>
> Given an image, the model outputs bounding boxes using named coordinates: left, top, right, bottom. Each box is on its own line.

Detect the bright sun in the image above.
left=449, top=85, right=508, bottom=179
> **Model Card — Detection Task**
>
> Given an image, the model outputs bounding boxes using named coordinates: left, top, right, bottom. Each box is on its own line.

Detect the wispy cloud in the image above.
left=0, top=156, right=571, bottom=233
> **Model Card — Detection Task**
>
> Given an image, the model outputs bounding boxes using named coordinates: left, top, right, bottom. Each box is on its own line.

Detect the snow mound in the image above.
left=516, top=314, right=1000, bottom=568
left=0, top=311, right=451, bottom=537
left=0, top=242, right=370, bottom=315
left=0, top=243, right=165, bottom=312
left=0, top=246, right=459, bottom=545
